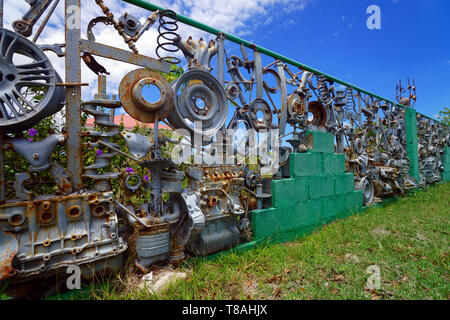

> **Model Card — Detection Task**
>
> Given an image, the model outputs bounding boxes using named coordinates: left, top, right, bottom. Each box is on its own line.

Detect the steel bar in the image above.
left=79, top=39, right=170, bottom=72
left=65, top=0, right=83, bottom=190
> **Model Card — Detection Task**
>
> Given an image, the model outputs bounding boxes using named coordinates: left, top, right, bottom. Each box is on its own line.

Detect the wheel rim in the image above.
left=0, top=28, right=64, bottom=133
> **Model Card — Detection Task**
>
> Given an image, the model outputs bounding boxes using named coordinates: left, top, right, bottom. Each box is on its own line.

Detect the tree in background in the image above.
left=438, top=107, right=450, bottom=126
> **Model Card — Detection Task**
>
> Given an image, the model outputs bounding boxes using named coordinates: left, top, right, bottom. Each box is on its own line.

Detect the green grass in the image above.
left=62, top=183, right=449, bottom=300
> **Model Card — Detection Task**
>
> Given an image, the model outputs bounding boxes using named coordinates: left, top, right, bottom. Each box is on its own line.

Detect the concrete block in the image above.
left=309, top=175, right=334, bottom=199
left=334, top=173, right=355, bottom=195
left=306, top=130, right=335, bottom=153
left=290, top=152, right=323, bottom=177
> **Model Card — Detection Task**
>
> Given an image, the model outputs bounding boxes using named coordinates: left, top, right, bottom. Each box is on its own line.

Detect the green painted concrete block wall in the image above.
left=252, top=131, right=363, bottom=244
left=306, top=130, right=335, bottom=153
left=404, top=108, right=420, bottom=182
left=442, top=147, right=450, bottom=182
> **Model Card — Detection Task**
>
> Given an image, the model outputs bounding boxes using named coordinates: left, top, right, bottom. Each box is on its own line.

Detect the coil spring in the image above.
left=81, top=85, right=121, bottom=192
left=345, top=87, right=356, bottom=112
left=156, top=10, right=181, bottom=65
left=317, top=75, right=331, bottom=104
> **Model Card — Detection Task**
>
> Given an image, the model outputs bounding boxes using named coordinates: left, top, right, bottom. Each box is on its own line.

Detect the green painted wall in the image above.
left=251, top=131, right=363, bottom=244
left=442, top=147, right=450, bottom=182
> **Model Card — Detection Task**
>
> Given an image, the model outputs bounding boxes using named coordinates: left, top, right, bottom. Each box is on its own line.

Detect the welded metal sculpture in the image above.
left=0, top=0, right=448, bottom=288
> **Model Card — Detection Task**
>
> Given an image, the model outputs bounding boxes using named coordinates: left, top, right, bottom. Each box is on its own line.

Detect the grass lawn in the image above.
left=65, top=182, right=449, bottom=300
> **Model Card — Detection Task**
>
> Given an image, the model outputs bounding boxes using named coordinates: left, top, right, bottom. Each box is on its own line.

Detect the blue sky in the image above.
left=247, top=0, right=450, bottom=119
left=5, top=0, right=448, bottom=119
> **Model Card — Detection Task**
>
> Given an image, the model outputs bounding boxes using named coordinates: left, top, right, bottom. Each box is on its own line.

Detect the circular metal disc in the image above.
left=119, top=68, right=174, bottom=123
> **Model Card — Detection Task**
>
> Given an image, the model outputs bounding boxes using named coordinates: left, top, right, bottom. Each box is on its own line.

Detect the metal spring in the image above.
left=345, top=87, right=356, bottom=113
left=317, top=75, right=331, bottom=104
left=81, top=78, right=121, bottom=192
left=156, top=9, right=181, bottom=64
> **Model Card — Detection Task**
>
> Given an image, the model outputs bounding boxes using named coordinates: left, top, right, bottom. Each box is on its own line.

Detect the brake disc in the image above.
left=119, top=68, right=174, bottom=123
left=248, top=98, right=272, bottom=131
left=0, top=28, right=64, bottom=133
left=167, top=69, right=227, bottom=138
left=307, top=100, right=329, bottom=128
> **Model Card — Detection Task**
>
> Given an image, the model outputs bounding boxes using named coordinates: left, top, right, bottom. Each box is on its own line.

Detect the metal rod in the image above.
left=123, top=0, right=441, bottom=123
left=33, top=0, right=60, bottom=43
left=0, top=0, right=3, bottom=28
left=0, top=133, right=4, bottom=203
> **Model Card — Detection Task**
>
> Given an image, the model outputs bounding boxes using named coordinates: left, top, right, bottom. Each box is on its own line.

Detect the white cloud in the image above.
left=3, top=0, right=310, bottom=104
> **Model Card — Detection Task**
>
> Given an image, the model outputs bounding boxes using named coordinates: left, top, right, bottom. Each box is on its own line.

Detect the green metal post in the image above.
left=404, top=108, right=420, bottom=182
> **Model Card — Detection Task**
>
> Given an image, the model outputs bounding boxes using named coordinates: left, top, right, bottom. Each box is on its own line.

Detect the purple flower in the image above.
left=28, top=128, right=37, bottom=137
left=95, top=149, right=103, bottom=156
left=143, top=175, right=149, bottom=182
left=126, top=167, right=134, bottom=174
left=27, top=138, right=33, bottom=142
left=148, top=169, right=152, bottom=174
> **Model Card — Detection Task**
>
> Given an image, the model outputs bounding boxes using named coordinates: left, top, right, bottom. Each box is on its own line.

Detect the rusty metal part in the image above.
left=94, top=0, right=138, bottom=53
left=55, top=82, right=88, bottom=87
left=0, top=228, right=18, bottom=280
left=82, top=76, right=121, bottom=192
left=248, top=98, right=272, bottom=131
left=119, top=68, right=174, bottom=123
left=308, top=101, right=328, bottom=127
left=0, top=191, right=127, bottom=280
left=177, top=37, right=217, bottom=71
left=82, top=52, right=110, bottom=75
left=32, top=0, right=60, bottom=42
left=287, top=93, right=307, bottom=116
left=79, top=39, right=170, bottom=73
left=262, top=68, right=280, bottom=93
left=12, top=0, right=53, bottom=37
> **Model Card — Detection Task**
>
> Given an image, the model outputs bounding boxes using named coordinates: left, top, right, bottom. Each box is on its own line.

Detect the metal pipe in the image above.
left=123, top=0, right=441, bottom=123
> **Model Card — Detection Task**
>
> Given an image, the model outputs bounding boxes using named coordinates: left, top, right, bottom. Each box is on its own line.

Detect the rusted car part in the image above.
left=0, top=28, right=65, bottom=133
left=176, top=37, right=217, bottom=71
left=5, top=133, right=65, bottom=171
left=120, top=131, right=152, bottom=160
left=12, top=0, right=53, bottom=37
left=167, top=69, right=227, bottom=139
left=82, top=76, right=122, bottom=192
left=416, top=115, right=448, bottom=186
left=182, top=165, right=246, bottom=256
left=119, top=68, right=174, bottom=123
left=0, top=191, right=127, bottom=281
left=0, top=229, right=18, bottom=280
left=79, top=40, right=170, bottom=73
left=307, top=101, right=328, bottom=128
